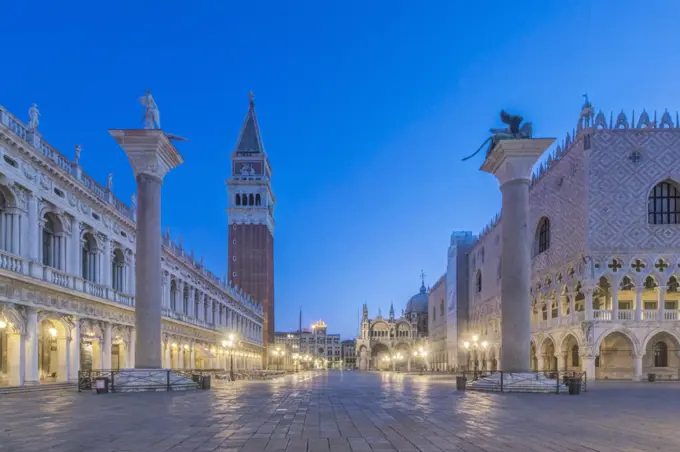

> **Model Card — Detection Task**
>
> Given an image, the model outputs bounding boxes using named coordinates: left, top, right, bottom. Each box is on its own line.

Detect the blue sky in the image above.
left=3, top=1, right=680, bottom=338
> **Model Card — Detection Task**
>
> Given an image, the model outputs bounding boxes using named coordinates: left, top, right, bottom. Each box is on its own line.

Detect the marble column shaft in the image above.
left=135, top=173, right=163, bottom=368
left=499, top=178, right=532, bottom=372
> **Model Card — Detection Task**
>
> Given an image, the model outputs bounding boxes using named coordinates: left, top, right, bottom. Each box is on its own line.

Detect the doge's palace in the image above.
left=460, top=98, right=680, bottom=381
left=0, top=102, right=264, bottom=387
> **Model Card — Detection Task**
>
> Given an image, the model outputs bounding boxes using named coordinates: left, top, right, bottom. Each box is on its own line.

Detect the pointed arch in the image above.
left=641, top=328, right=680, bottom=354
left=534, top=216, right=551, bottom=255
left=594, top=327, right=640, bottom=356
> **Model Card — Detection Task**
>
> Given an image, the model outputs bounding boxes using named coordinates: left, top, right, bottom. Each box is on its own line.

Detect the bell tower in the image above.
left=226, top=93, right=276, bottom=348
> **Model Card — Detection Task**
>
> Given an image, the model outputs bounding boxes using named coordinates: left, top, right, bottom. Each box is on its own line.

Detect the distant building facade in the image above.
left=356, top=278, right=430, bottom=371
left=341, top=339, right=356, bottom=369
left=274, top=320, right=342, bottom=368
left=427, top=274, right=447, bottom=370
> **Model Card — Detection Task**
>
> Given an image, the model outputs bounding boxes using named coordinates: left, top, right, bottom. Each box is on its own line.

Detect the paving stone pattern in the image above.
left=0, top=372, right=678, bottom=451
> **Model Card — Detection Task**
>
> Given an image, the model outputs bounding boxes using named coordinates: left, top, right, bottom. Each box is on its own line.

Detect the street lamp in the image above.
left=224, top=333, right=237, bottom=381
left=463, top=335, right=488, bottom=376
left=413, top=347, right=429, bottom=373
left=292, top=353, right=300, bottom=373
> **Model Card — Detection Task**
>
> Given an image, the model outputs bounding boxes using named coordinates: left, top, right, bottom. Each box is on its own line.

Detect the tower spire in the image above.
left=389, top=300, right=395, bottom=321
left=420, top=270, right=427, bottom=293
left=234, top=91, right=264, bottom=154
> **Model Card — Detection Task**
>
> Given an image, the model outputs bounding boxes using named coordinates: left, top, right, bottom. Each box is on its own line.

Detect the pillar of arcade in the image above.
left=109, top=129, right=183, bottom=369
left=481, top=138, right=554, bottom=372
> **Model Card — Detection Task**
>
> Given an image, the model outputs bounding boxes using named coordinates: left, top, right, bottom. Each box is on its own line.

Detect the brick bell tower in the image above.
left=226, top=92, right=276, bottom=352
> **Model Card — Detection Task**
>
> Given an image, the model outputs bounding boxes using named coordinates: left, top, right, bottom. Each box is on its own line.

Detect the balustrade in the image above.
left=84, top=281, right=105, bottom=298
left=49, top=268, right=71, bottom=288
left=642, top=309, right=658, bottom=321
left=0, top=250, right=24, bottom=273
left=664, top=310, right=679, bottom=321
left=593, top=310, right=611, bottom=321
left=618, top=310, right=633, bottom=321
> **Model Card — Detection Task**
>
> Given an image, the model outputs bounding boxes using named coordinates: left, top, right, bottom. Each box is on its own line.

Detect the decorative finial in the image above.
left=582, top=93, right=590, bottom=105
left=420, top=270, right=426, bottom=292
left=249, top=91, right=255, bottom=106
left=107, top=173, right=113, bottom=191
left=74, top=145, right=82, bottom=165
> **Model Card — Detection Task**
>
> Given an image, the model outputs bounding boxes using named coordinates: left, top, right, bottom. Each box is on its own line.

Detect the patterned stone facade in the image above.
left=455, top=101, right=680, bottom=380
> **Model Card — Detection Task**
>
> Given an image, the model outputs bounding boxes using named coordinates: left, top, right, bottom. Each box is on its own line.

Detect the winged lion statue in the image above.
left=462, top=110, right=533, bottom=161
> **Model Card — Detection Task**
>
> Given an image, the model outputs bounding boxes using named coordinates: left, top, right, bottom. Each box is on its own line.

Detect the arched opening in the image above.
left=643, top=331, right=680, bottom=376
left=475, top=270, right=482, bottom=293
left=170, top=279, right=178, bottom=311
left=534, top=217, right=550, bottom=255
left=111, top=248, right=125, bottom=292
left=255, top=194, right=261, bottom=206
left=194, top=290, right=200, bottom=320
left=370, top=343, right=390, bottom=371
left=562, top=334, right=580, bottom=371
left=235, top=194, right=241, bottom=206
left=594, top=276, right=611, bottom=312
left=38, top=318, right=69, bottom=382
left=530, top=342, right=537, bottom=371
left=183, top=284, right=189, bottom=314
left=654, top=342, right=668, bottom=368
left=0, top=188, right=19, bottom=254
left=42, top=213, right=64, bottom=269
left=648, top=180, right=680, bottom=225
left=540, top=338, right=557, bottom=372
left=598, top=331, right=635, bottom=380
left=81, top=232, right=98, bottom=283
left=249, top=194, right=254, bottom=206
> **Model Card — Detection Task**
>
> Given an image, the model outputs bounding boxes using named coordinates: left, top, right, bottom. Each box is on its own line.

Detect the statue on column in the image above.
left=462, top=110, right=533, bottom=161
left=74, top=145, right=82, bottom=165
left=139, top=90, right=161, bottom=130
left=107, top=173, right=113, bottom=191
left=28, top=104, right=40, bottom=130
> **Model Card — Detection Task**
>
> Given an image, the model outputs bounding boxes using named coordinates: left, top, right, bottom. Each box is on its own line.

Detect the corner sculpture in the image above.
left=462, top=110, right=533, bottom=161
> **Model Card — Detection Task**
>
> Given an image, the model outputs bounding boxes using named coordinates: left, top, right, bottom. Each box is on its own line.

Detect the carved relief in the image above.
left=39, top=173, right=51, bottom=191
left=23, top=162, right=37, bottom=181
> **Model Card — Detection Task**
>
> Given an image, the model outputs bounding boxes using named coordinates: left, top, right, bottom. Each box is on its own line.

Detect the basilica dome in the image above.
left=404, top=283, right=428, bottom=315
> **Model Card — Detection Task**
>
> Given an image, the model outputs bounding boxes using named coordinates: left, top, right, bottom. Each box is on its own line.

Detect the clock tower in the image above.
left=226, top=93, right=276, bottom=349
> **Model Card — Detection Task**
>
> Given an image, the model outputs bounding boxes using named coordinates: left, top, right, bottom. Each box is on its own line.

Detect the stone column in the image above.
left=69, top=320, right=80, bottom=382
left=581, top=355, right=596, bottom=381
left=481, top=138, right=554, bottom=372
left=27, top=194, right=41, bottom=278
left=110, top=129, right=183, bottom=369
left=7, top=332, right=25, bottom=386
left=635, top=287, right=643, bottom=321
left=56, top=334, right=70, bottom=382
left=128, top=328, right=136, bottom=368
left=584, top=285, right=594, bottom=321
left=633, top=354, right=643, bottom=381
left=657, top=286, right=666, bottom=320
left=24, top=308, right=38, bottom=385
left=103, top=322, right=112, bottom=370
left=611, top=289, right=619, bottom=322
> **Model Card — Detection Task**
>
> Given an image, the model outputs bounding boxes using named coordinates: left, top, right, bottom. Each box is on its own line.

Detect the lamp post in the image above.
left=292, top=353, right=300, bottom=373
left=463, top=335, right=488, bottom=378
left=222, top=333, right=237, bottom=382
left=413, top=347, right=429, bottom=374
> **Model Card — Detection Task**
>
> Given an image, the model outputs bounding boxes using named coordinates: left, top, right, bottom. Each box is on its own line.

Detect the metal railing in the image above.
left=77, top=369, right=208, bottom=392
left=460, top=370, right=587, bottom=394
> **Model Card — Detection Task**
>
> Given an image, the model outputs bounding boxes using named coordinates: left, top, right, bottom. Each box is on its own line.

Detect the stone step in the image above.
left=0, top=383, right=76, bottom=395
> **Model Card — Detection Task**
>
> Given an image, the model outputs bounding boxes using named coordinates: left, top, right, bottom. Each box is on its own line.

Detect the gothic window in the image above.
left=535, top=217, right=550, bottom=255
left=0, top=191, right=8, bottom=253
left=235, top=194, right=241, bottom=206
left=183, top=284, right=189, bottom=314
left=111, top=248, right=125, bottom=292
left=583, top=134, right=591, bottom=150
left=255, top=194, right=261, bottom=206
left=475, top=270, right=482, bottom=293
left=194, top=290, right=200, bottom=319
left=571, top=345, right=579, bottom=367
left=654, top=341, right=668, bottom=367
left=440, top=299, right=444, bottom=316
left=648, top=180, right=680, bottom=225
left=81, top=232, right=98, bottom=282
left=170, top=279, right=177, bottom=311
left=249, top=194, right=255, bottom=206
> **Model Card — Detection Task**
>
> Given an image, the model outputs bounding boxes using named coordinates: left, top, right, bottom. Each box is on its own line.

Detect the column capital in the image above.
left=481, top=138, right=555, bottom=185
left=108, top=129, right=183, bottom=181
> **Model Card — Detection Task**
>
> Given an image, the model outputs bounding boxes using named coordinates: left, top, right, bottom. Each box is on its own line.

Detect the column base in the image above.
left=110, top=368, right=198, bottom=392
left=468, top=372, right=568, bottom=393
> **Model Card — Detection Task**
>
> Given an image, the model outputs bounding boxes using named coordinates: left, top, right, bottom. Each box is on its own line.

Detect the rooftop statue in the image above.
left=28, top=104, right=40, bottom=130
left=462, top=110, right=533, bottom=161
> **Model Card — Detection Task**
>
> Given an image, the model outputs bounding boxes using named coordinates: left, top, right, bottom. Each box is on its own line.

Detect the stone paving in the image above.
left=1, top=371, right=679, bottom=452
